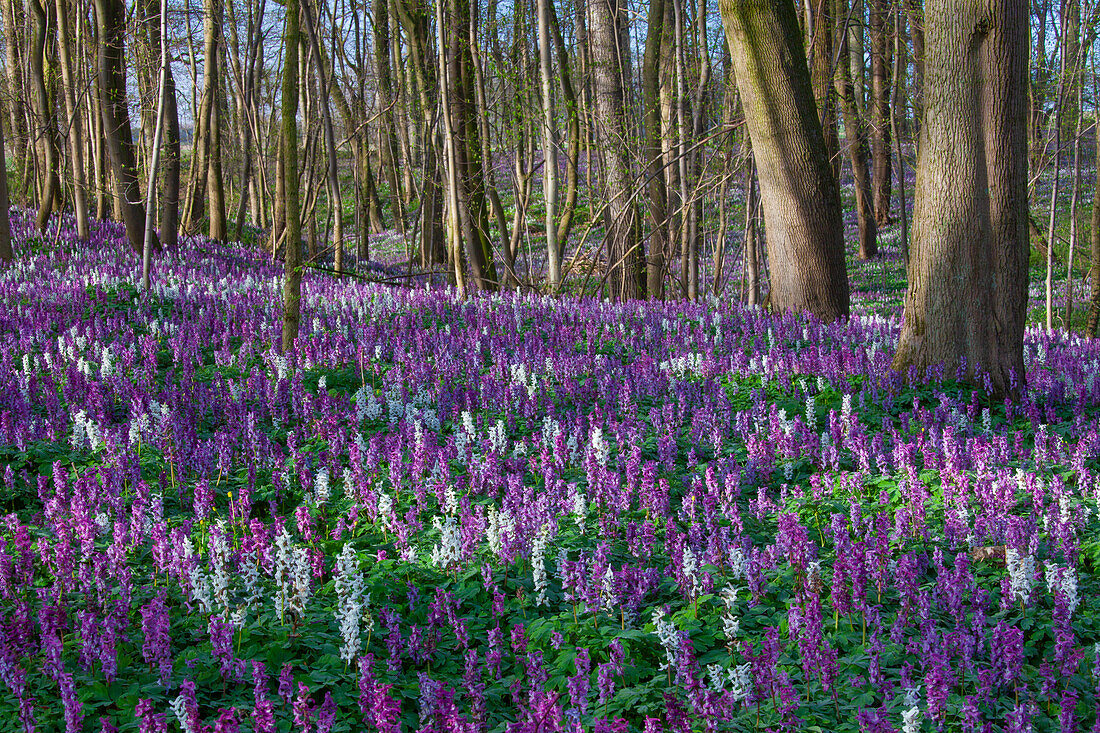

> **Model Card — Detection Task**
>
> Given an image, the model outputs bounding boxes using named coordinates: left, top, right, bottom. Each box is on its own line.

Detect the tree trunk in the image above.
left=95, top=0, right=156, bottom=253
left=868, top=0, right=891, bottom=226
left=441, top=0, right=497, bottom=290
left=718, top=0, right=850, bottom=322
left=301, top=0, right=342, bottom=270
left=891, top=1, right=1028, bottom=398
left=54, top=0, right=88, bottom=239
left=29, top=0, right=62, bottom=233
left=808, top=0, right=838, bottom=175
left=1088, top=59, right=1100, bottom=337
left=642, top=0, right=668, bottom=299
left=538, top=0, right=561, bottom=287
left=0, top=96, right=11, bottom=263
left=835, top=0, right=877, bottom=259
left=591, top=0, right=644, bottom=300
left=281, top=0, right=301, bottom=350
left=205, top=0, right=227, bottom=240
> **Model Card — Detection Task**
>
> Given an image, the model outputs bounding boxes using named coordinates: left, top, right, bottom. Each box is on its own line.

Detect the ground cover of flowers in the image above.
left=2, top=215, right=1100, bottom=733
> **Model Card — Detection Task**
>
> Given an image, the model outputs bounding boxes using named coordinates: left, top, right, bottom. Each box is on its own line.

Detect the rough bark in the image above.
left=591, top=0, right=645, bottom=300
left=718, top=0, right=850, bottom=322
left=891, top=0, right=1029, bottom=398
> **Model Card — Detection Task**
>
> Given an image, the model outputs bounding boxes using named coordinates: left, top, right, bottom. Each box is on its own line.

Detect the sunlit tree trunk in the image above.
left=719, top=0, right=850, bottom=321
left=892, top=0, right=1028, bottom=398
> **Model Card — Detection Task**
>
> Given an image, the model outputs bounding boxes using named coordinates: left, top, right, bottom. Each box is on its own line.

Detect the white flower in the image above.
left=902, top=706, right=922, bottom=733
left=1006, top=548, right=1035, bottom=605
left=531, top=523, right=553, bottom=606
left=430, top=515, right=462, bottom=568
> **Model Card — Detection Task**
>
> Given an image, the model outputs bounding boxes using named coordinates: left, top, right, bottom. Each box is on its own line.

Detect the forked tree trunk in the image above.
left=718, top=0, right=850, bottom=322
left=892, top=1, right=1028, bottom=398
left=591, top=0, right=645, bottom=300
left=95, top=0, right=157, bottom=253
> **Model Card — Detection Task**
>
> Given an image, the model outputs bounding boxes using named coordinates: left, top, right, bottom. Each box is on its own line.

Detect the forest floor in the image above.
left=0, top=201, right=1098, bottom=731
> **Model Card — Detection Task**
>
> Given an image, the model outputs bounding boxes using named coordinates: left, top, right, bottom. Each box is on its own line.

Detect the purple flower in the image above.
left=293, top=682, right=314, bottom=733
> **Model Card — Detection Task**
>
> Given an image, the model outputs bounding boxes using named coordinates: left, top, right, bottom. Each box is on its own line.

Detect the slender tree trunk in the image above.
left=442, top=0, right=497, bottom=290
left=808, top=0, right=838, bottom=175
left=205, top=0, right=227, bottom=240
left=538, top=0, right=560, bottom=287
left=301, top=0, right=342, bottom=269
left=891, top=0, right=1028, bottom=398
left=281, top=0, right=301, bottom=350
left=642, top=0, right=668, bottom=298
left=373, top=0, right=403, bottom=228
left=0, top=96, right=11, bottom=262
left=54, top=0, right=88, bottom=239
left=835, top=0, right=877, bottom=259
left=719, top=0, right=850, bottom=321
left=591, top=0, right=644, bottom=300
left=549, top=1, right=579, bottom=247
left=95, top=0, right=156, bottom=253
left=29, top=0, right=62, bottom=233
left=868, top=0, right=891, bottom=226
left=143, top=0, right=169, bottom=290
left=1089, top=61, right=1100, bottom=337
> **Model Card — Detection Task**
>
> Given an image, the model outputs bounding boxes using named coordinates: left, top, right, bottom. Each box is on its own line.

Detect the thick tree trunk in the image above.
left=718, top=0, right=850, bottom=322
left=591, top=0, right=644, bottom=300
left=891, top=0, right=1028, bottom=398
left=95, top=0, right=156, bottom=253
left=835, top=0, right=877, bottom=259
